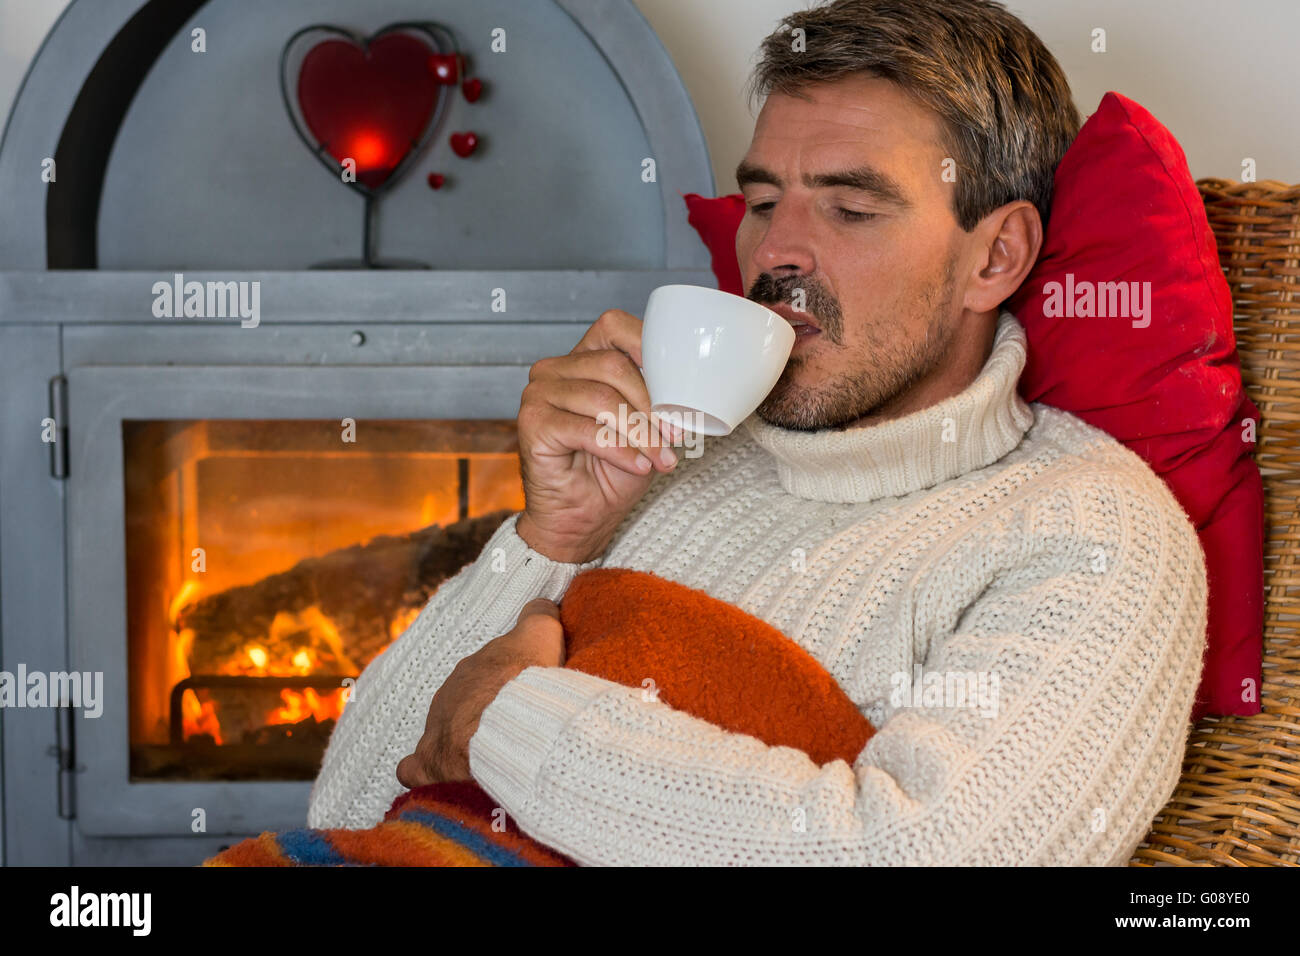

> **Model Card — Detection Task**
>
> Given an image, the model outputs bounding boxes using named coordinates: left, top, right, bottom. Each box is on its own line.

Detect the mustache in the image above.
left=747, top=273, right=840, bottom=336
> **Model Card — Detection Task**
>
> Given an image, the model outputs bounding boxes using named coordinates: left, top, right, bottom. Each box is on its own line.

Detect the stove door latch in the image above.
left=47, top=374, right=68, bottom=479
left=46, top=705, right=76, bottom=820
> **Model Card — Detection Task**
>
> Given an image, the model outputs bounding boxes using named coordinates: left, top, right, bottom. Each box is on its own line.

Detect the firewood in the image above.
left=177, top=509, right=514, bottom=674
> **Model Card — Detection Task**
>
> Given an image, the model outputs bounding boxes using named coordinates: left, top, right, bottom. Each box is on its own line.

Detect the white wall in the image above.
left=632, top=0, right=1300, bottom=194
left=3, top=0, right=1297, bottom=197
left=0, top=0, right=66, bottom=140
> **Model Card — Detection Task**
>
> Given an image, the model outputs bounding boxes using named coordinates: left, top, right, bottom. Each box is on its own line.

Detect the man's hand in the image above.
left=516, top=309, right=681, bottom=565
left=395, top=599, right=566, bottom=788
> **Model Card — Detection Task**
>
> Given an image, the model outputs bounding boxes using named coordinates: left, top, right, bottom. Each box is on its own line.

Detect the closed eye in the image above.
left=834, top=208, right=876, bottom=223
left=747, top=202, right=876, bottom=223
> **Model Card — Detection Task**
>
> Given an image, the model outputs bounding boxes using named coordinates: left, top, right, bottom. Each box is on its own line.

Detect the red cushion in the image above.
left=681, top=91, right=1264, bottom=719
left=683, top=192, right=747, bottom=296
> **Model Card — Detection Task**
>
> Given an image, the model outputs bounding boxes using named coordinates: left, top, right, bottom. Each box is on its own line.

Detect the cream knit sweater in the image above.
left=308, top=310, right=1208, bottom=866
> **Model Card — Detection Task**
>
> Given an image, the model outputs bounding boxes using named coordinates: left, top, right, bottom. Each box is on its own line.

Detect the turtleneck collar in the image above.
left=740, top=310, right=1035, bottom=503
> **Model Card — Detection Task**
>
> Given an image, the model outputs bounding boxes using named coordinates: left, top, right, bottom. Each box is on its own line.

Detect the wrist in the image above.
left=516, top=511, right=606, bottom=565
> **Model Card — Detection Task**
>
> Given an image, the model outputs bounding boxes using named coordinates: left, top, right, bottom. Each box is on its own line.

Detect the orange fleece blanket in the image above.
left=206, top=567, right=874, bottom=866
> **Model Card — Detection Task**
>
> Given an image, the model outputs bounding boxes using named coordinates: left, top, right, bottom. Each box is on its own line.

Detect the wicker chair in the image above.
left=1131, top=179, right=1300, bottom=866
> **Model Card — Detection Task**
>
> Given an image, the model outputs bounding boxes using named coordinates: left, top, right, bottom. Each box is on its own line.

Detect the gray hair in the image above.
left=747, top=0, right=1081, bottom=231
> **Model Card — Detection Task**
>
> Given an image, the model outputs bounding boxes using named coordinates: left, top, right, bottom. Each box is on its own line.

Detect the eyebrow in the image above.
left=735, top=160, right=911, bottom=209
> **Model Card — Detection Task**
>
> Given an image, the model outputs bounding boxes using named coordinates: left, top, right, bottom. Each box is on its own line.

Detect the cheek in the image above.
left=734, top=216, right=766, bottom=269
left=837, top=239, right=921, bottom=307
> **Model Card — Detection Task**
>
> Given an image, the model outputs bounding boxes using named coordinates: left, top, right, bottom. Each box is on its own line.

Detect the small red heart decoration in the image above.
left=450, top=131, right=479, bottom=158
left=427, top=53, right=460, bottom=85
left=297, top=33, right=442, bottom=191
left=462, top=77, right=483, bottom=103
left=427, top=172, right=446, bottom=189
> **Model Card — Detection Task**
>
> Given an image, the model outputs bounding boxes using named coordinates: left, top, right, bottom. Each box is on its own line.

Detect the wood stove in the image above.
left=0, top=0, right=714, bottom=865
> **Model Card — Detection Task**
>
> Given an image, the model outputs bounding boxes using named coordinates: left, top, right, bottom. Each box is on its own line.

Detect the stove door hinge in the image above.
left=47, top=374, right=68, bottom=479
left=47, top=705, right=76, bottom=819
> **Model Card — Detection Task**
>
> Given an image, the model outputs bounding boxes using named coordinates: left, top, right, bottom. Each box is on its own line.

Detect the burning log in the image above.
left=177, top=509, right=513, bottom=674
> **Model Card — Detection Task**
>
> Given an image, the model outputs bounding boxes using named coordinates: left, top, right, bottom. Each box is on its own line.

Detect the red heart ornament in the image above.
left=427, top=53, right=461, bottom=85
left=427, top=172, right=446, bottom=189
left=462, top=77, right=483, bottom=102
left=297, top=33, right=441, bottom=191
left=450, top=131, right=479, bottom=158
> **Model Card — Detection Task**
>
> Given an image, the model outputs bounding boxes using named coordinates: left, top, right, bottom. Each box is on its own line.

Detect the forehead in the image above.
left=748, top=74, right=944, bottom=175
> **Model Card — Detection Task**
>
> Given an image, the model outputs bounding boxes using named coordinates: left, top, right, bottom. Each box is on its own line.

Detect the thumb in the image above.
left=396, top=752, right=431, bottom=790
left=517, top=597, right=561, bottom=624
left=512, top=598, right=566, bottom=666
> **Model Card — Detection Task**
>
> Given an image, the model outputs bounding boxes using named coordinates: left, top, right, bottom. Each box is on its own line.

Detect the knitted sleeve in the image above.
left=467, top=473, right=1209, bottom=865
left=306, top=511, right=603, bottom=830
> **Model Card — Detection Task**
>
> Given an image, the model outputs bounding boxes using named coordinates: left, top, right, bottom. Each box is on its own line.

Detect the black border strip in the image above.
left=46, top=0, right=209, bottom=268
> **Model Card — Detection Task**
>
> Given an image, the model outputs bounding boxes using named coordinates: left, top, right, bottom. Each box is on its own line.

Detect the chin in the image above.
left=757, top=365, right=894, bottom=431
left=755, top=386, right=831, bottom=431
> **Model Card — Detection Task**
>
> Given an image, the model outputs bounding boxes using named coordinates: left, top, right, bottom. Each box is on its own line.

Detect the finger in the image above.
left=531, top=346, right=679, bottom=450
left=525, top=400, right=674, bottom=477
left=570, top=309, right=645, bottom=369
left=529, top=378, right=678, bottom=471
left=510, top=609, right=566, bottom=668
left=396, top=752, right=432, bottom=790
left=531, top=349, right=653, bottom=418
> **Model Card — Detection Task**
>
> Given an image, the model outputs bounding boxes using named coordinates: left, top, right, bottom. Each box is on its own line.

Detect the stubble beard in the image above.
left=753, top=254, right=960, bottom=432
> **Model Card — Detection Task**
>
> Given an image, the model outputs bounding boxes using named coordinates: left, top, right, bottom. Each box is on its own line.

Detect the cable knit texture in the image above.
left=308, top=310, right=1208, bottom=866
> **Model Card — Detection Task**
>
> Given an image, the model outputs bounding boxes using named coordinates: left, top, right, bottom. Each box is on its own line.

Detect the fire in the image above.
left=389, top=605, right=421, bottom=641
left=174, top=594, right=359, bottom=744
left=268, top=687, right=349, bottom=728
left=168, top=579, right=202, bottom=627
left=181, top=689, right=223, bottom=745
left=128, top=419, right=528, bottom=770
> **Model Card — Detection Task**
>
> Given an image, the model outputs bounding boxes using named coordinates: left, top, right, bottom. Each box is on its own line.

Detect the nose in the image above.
left=749, top=198, right=817, bottom=278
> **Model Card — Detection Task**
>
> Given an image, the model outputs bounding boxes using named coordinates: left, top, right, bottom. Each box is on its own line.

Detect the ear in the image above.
left=961, top=200, right=1042, bottom=314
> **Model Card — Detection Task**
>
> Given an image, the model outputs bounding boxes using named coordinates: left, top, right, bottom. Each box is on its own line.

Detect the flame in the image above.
left=268, top=687, right=348, bottom=727
left=175, top=600, right=359, bottom=743
left=168, top=579, right=202, bottom=627
left=268, top=606, right=358, bottom=675
left=389, top=605, right=421, bottom=641
left=171, top=627, right=195, bottom=692
left=181, top=689, right=222, bottom=745
left=160, top=457, right=524, bottom=747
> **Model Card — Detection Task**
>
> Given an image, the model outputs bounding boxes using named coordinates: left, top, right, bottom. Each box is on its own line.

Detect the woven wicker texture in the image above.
left=1131, top=178, right=1300, bottom=866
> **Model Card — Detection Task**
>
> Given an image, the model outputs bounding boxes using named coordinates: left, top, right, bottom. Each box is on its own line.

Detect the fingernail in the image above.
left=636, top=453, right=652, bottom=471
left=660, top=446, right=677, bottom=468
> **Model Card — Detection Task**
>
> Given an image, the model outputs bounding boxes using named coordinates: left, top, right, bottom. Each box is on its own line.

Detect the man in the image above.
left=308, top=0, right=1207, bottom=865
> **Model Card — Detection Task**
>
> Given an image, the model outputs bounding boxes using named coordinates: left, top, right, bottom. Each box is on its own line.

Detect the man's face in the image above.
left=737, top=74, right=967, bottom=430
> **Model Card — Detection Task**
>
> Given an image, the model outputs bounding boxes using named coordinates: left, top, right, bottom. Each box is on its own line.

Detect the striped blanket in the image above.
left=205, top=781, right=574, bottom=867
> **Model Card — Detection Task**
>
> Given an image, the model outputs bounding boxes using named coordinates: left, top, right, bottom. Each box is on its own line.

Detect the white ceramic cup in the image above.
left=639, top=284, right=795, bottom=437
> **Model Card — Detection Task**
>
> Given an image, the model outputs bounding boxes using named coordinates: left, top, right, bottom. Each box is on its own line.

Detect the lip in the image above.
left=764, top=302, right=821, bottom=332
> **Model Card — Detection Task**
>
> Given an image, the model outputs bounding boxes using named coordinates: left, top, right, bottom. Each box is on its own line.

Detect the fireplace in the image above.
left=0, top=0, right=714, bottom=865
left=123, top=418, right=524, bottom=782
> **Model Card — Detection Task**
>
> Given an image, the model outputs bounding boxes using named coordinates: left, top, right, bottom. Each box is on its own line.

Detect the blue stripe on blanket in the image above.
left=396, top=808, right=535, bottom=867
left=277, top=828, right=352, bottom=866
